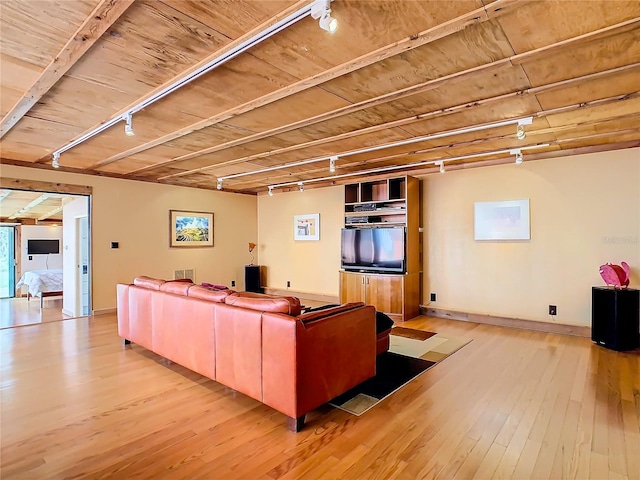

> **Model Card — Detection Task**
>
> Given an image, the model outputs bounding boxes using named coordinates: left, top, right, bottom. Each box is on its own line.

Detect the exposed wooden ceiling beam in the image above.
left=125, top=16, right=640, bottom=177
left=170, top=17, right=640, bottom=164
left=0, top=0, right=135, bottom=138
left=7, top=193, right=51, bottom=219
left=155, top=63, right=640, bottom=181
left=38, top=205, right=65, bottom=221
left=89, top=0, right=526, bottom=169
left=0, top=178, right=92, bottom=195
left=213, top=94, right=640, bottom=188
left=260, top=138, right=640, bottom=194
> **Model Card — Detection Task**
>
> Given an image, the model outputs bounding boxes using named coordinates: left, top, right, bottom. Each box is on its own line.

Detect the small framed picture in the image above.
left=294, top=213, right=320, bottom=241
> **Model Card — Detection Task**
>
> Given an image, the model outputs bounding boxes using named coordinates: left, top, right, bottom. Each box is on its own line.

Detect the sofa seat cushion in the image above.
left=133, top=276, right=165, bottom=290
left=188, top=285, right=233, bottom=302
left=296, top=302, right=365, bottom=324
left=224, top=292, right=301, bottom=316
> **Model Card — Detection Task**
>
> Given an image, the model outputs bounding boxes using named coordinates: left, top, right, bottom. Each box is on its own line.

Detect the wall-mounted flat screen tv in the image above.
left=27, top=239, right=60, bottom=255
left=341, top=227, right=405, bottom=273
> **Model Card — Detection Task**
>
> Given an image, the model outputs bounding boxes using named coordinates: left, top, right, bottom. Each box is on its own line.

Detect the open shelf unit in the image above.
left=340, top=175, right=421, bottom=322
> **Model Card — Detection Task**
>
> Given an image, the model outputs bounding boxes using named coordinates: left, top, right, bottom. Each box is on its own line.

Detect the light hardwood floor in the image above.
left=1, top=314, right=638, bottom=479
left=0, top=296, right=71, bottom=329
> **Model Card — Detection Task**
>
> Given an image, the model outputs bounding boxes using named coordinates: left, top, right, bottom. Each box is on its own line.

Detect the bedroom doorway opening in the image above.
left=0, top=181, right=92, bottom=328
left=0, top=226, right=16, bottom=298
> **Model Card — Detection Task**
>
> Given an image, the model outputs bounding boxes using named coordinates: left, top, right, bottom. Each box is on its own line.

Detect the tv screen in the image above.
left=341, top=227, right=405, bottom=273
left=27, top=239, right=60, bottom=255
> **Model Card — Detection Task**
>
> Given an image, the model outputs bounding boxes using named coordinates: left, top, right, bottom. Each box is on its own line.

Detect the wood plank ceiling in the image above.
left=1, top=0, right=639, bottom=195
left=0, top=189, right=75, bottom=223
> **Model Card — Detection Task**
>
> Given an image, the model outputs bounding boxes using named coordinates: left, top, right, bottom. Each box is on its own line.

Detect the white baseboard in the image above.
left=423, top=307, right=591, bottom=337
left=62, top=309, right=74, bottom=317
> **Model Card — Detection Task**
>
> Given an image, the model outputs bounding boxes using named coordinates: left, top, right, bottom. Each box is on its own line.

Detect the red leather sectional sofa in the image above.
left=117, top=276, right=378, bottom=431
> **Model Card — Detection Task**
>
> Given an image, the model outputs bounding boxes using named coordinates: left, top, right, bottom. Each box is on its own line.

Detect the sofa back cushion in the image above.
left=188, top=285, right=233, bottom=303
left=159, top=281, right=194, bottom=296
left=224, top=292, right=301, bottom=316
left=133, top=276, right=165, bottom=290
left=296, top=302, right=365, bottom=324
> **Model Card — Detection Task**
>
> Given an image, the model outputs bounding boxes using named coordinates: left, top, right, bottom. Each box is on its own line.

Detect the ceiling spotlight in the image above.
left=439, top=161, right=445, bottom=174
left=311, top=0, right=337, bottom=33
left=510, top=148, right=524, bottom=164
left=52, top=152, right=60, bottom=169
left=329, top=156, right=337, bottom=173
left=516, top=117, right=532, bottom=141
left=216, top=179, right=223, bottom=190
left=515, top=151, right=524, bottom=164
left=268, top=186, right=274, bottom=197
left=298, top=182, right=304, bottom=192
left=124, top=112, right=135, bottom=136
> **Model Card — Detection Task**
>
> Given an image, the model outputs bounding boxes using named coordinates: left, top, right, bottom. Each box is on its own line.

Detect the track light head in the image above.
left=329, top=156, right=337, bottom=173
left=216, top=179, right=223, bottom=190
left=516, top=117, right=532, bottom=141
left=52, top=152, right=60, bottom=169
left=515, top=151, right=523, bottom=164
left=438, top=161, right=445, bottom=174
left=319, top=14, right=337, bottom=33
left=298, top=182, right=304, bottom=192
left=268, top=186, right=274, bottom=197
left=510, top=148, right=524, bottom=164
left=124, top=112, right=135, bottom=136
left=311, top=0, right=337, bottom=33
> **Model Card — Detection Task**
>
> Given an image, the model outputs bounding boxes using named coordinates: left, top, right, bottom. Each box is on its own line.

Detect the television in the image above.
left=341, top=227, right=405, bottom=273
left=27, top=239, right=60, bottom=255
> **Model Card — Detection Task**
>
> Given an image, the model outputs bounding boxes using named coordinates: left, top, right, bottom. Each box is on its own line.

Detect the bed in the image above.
left=15, top=269, right=63, bottom=308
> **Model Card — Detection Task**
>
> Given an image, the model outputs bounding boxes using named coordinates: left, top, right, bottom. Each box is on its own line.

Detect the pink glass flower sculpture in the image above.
left=599, top=262, right=630, bottom=289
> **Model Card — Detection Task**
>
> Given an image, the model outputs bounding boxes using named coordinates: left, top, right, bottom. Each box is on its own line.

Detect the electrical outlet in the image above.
left=430, top=293, right=436, bottom=302
left=231, top=280, right=235, bottom=287
left=287, top=281, right=291, bottom=288
left=549, top=305, right=557, bottom=316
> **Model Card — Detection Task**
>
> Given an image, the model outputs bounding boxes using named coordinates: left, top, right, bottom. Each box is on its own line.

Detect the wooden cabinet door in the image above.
left=339, top=271, right=365, bottom=303
left=365, top=275, right=403, bottom=314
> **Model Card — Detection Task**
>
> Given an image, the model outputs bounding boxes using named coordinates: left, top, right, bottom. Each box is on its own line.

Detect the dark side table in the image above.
left=591, top=287, right=639, bottom=351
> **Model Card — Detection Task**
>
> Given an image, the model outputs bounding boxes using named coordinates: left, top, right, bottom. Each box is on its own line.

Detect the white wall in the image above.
left=422, top=148, right=640, bottom=327
left=19, top=225, right=62, bottom=270
left=63, top=197, right=89, bottom=316
left=257, top=185, right=343, bottom=296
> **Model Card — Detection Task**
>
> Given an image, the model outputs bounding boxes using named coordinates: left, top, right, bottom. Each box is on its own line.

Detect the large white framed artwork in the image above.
left=474, top=199, right=530, bottom=241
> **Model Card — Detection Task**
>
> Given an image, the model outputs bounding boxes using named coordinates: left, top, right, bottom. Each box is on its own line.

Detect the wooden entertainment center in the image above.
left=339, top=175, right=421, bottom=322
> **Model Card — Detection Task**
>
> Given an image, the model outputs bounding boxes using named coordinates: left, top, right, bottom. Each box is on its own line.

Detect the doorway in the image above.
left=0, top=179, right=92, bottom=328
left=0, top=226, right=16, bottom=298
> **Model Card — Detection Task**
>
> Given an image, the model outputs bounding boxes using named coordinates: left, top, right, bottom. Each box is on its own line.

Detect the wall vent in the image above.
left=184, top=269, right=195, bottom=282
left=174, top=269, right=195, bottom=282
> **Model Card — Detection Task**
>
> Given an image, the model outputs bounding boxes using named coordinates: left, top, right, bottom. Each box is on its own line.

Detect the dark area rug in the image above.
left=329, top=351, right=435, bottom=416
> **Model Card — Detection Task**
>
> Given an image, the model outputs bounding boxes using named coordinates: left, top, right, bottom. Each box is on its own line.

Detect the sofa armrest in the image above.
left=117, top=284, right=130, bottom=340
left=262, top=305, right=376, bottom=418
